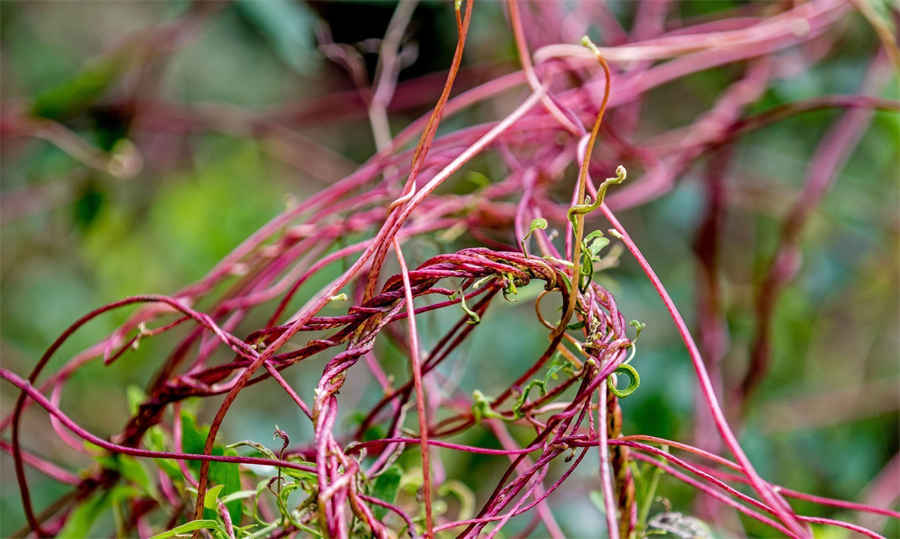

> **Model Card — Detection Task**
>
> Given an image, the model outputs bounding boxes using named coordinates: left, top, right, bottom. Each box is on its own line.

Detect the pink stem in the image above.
left=598, top=202, right=808, bottom=536
left=393, top=237, right=434, bottom=538
left=597, top=383, right=619, bottom=538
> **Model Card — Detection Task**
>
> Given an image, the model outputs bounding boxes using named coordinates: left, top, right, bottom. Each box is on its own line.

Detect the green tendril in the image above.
left=629, top=319, right=646, bottom=341
left=512, top=379, right=547, bottom=419
left=566, top=165, right=627, bottom=232
left=512, top=354, right=577, bottom=419
left=621, top=319, right=647, bottom=365
left=520, top=217, right=548, bottom=257
left=502, top=273, right=519, bottom=302
left=608, top=363, right=640, bottom=398
left=471, top=390, right=502, bottom=423
left=455, top=288, right=480, bottom=324
left=472, top=275, right=494, bottom=290
left=566, top=166, right=626, bottom=292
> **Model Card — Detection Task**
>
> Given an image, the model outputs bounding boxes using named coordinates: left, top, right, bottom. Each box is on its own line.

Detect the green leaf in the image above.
left=178, top=410, right=243, bottom=523
left=83, top=440, right=103, bottom=455
left=220, top=489, right=259, bottom=505
left=126, top=385, right=147, bottom=415
left=145, top=426, right=181, bottom=480
left=275, top=481, right=309, bottom=529
left=57, top=491, right=113, bottom=539
left=227, top=440, right=277, bottom=460
left=520, top=218, right=549, bottom=256
left=204, top=484, right=225, bottom=510
left=648, top=512, right=711, bottom=538
left=502, top=273, right=519, bottom=301
left=465, top=171, right=491, bottom=189
left=96, top=454, right=156, bottom=498
left=149, top=519, right=225, bottom=539
left=588, top=489, right=606, bottom=514
left=31, top=56, right=126, bottom=119
left=584, top=230, right=609, bottom=258
left=235, top=0, right=316, bottom=74
left=370, top=466, right=403, bottom=520
left=282, top=466, right=318, bottom=483
left=207, top=448, right=243, bottom=525
left=180, top=409, right=208, bottom=461
left=637, top=455, right=665, bottom=531
left=528, top=218, right=547, bottom=236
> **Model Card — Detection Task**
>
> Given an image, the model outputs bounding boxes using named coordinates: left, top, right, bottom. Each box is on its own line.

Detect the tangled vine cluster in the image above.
left=3, top=0, right=899, bottom=538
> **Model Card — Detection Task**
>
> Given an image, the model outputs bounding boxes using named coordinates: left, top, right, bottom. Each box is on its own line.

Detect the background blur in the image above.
left=2, top=1, right=898, bottom=536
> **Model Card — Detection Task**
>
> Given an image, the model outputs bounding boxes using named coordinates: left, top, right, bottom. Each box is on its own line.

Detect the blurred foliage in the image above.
left=1, top=0, right=898, bottom=537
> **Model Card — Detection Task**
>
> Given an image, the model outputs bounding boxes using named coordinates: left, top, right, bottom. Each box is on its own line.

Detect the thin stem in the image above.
left=393, top=238, right=434, bottom=538
left=597, top=382, right=619, bottom=539
left=598, top=203, right=809, bottom=537
left=556, top=41, right=611, bottom=338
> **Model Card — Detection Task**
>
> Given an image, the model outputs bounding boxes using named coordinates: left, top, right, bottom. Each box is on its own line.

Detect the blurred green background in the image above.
left=1, top=1, right=898, bottom=536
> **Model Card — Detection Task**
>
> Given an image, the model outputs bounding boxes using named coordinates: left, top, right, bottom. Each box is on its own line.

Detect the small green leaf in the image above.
left=547, top=354, right=576, bottom=380
left=528, top=218, right=547, bottom=236
left=208, top=448, right=243, bottom=524
left=584, top=230, right=610, bottom=258
left=149, top=519, right=225, bottom=539
left=180, top=410, right=208, bottom=460
left=179, top=411, right=243, bottom=523
left=220, top=489, right=258, bottom=505
left=57, top=491, right=113, bottom=539
left=227, top=440, right=277, bottom=460
left=502, top=273, right=519, bottom=301
left=275, top=482, right=309, bottom=529
left=371, top=466, right=403, bottom=520
left=145, top=426, right=181, bottom=480
left=83, top=441, right=103, bottom=455
left=235, top=0, right=316, bottom=74
left=126, top=385, right=147, bottom=415
left=637, top=451, right=665, bottom=530
left=588, top=489, right=606, bottom=513
left=439, top=480, right=475, bottom=521
left=204, top=484, right=225, bottom=510
left=282, top=466, right=317, bottom=483
left=97, top=454, right=155, bottom=498
left=648, top=512, right=711, bottom=538
left=466, top=171, right=491, bottom=189
left=31, top=56, right=126, bottom=119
